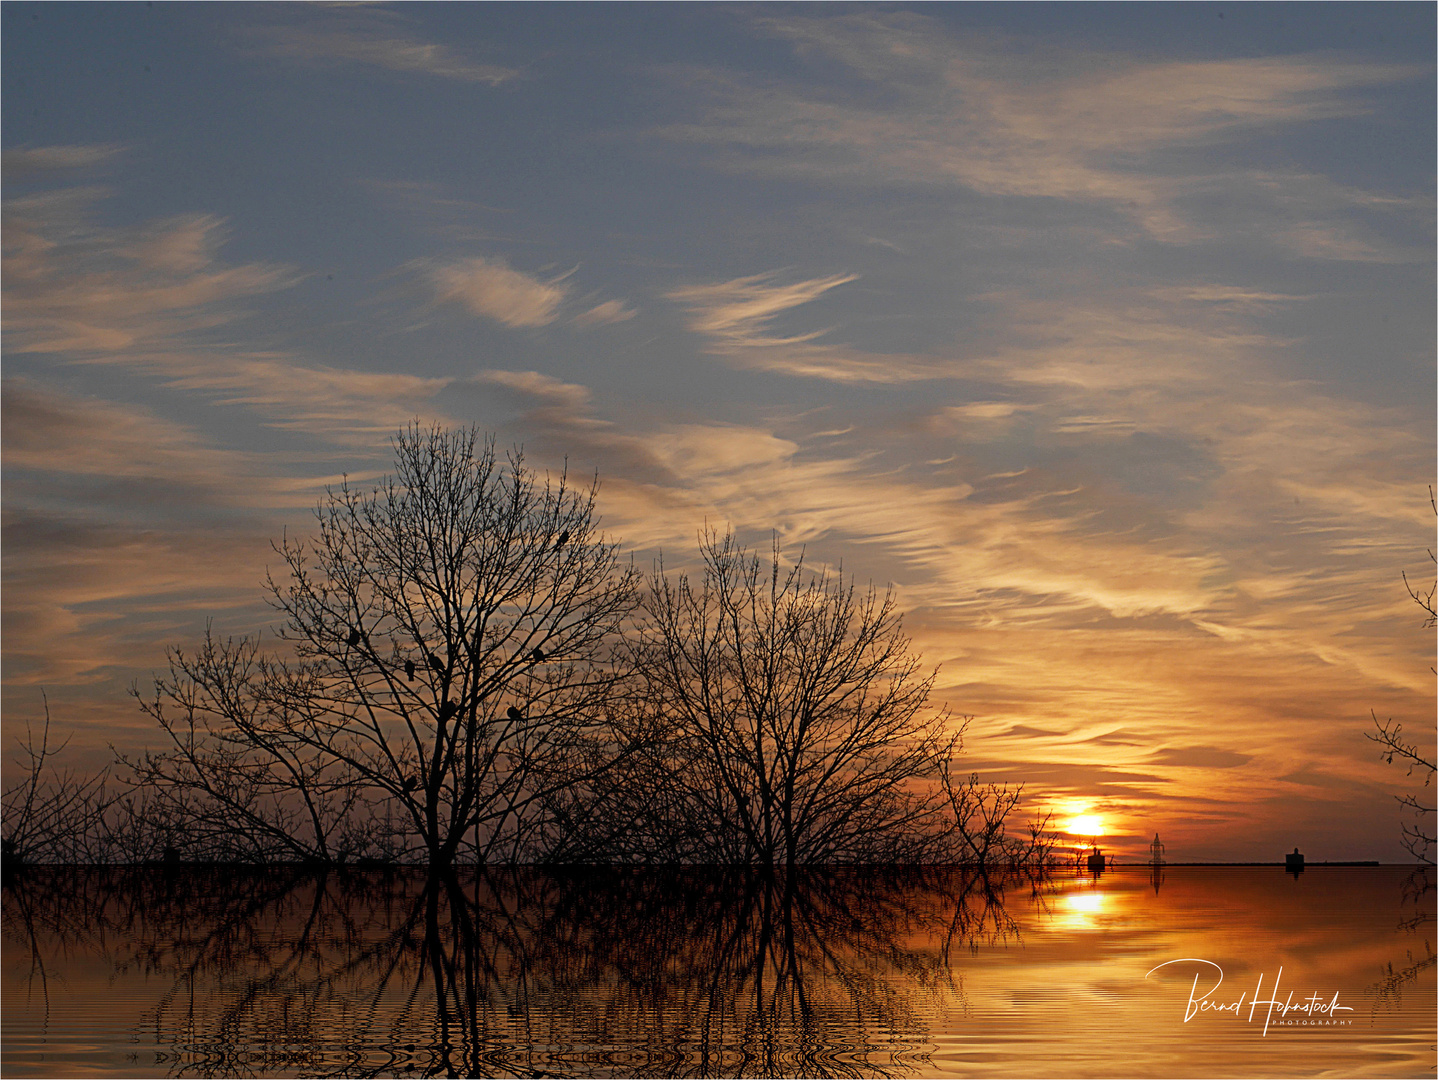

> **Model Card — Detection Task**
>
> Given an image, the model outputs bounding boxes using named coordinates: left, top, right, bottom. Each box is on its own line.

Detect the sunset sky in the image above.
left=3, top=2, right=1433, bottom=862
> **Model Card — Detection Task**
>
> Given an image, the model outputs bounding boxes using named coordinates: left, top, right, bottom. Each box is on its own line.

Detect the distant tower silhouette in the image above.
left=1149, top=833, right=1166, bottom=892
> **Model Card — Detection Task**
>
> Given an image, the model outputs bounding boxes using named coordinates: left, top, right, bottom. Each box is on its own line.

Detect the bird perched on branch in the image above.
left=556, top=530, right=569, bottom=548
left=404, top=659, right=415, bottom=681
left=530, top=647, right=545, bottom=662
left=439, top=699, right=457, bottom=721
left=506, top=705, right=523, bottom=722
left=428, top=653, right=444, bottom=673
left=402, top=776, right=419, bottom=792
left=347, top=628, right=361, bottom=647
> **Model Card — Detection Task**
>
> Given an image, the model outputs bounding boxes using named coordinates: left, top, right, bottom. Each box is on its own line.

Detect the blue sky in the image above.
left=3, top=2, right=1434, bottom=860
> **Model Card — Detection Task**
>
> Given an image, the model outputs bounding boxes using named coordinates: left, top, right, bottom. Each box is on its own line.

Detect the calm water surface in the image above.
left=3, top=865, right=1433, bottom=1078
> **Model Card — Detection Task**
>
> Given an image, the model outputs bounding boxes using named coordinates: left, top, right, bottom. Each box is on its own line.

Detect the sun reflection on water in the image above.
left=1054, top=886, right=1109, bottom=931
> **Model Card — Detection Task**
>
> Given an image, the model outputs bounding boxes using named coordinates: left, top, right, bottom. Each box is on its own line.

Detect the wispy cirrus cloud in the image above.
left=654, top=11, right=1428, bottom=248
left=667, top=270, right=943, bottom=382
left=665, top=268, right=1305, bottom=387
left=661, top=266, right=1430, bottom=673
left=1, top=179, right=438, bottom=714
left=573, top=298, right=637, bottom=326
left=2, top=143, right=122, bottom=180
left=464, top=364, right=1223, bottom=625
left=667, top=271, right=857, bottom=345
left=2, top=508, right=276, bottom=688
left=427, top=256, right=570, bottom=328
left=149, top=351, right=452, bottom=443
left=3, top=379, right=267, bottom=495
left=2, top=374, right=440, bottom=704
left=3, top=192, right=295, bottom=354
left=242, top=9, right=520, bottom=85
left=3, top=187, right=454, bottom=444
left=1, top=381, right=289, bottom=689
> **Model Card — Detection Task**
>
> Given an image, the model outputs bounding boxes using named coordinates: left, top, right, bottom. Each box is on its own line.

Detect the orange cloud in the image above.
left=428, top=256, right=569, bottom=328
left=574, top=299, right=637, bottom=326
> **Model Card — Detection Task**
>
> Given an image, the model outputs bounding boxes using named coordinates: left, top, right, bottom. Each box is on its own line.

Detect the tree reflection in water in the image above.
left=3, top=865, right=1035, bottom=1077
left=1367, top=867, right=1435, bottom=1017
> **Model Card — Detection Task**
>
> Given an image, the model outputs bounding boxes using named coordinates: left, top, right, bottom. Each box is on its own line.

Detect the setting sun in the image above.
left=1066, top=815, right=1106, bottom=837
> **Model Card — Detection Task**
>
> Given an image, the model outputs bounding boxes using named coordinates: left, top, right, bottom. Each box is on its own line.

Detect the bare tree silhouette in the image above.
left=1367, top=486, right=1436, bottom=865
left=938, top=767, right=1056, bottom=871
left=17, top=431, right=1047, bottom=871
left=2, top=695, right=115, bottom=868
left=120, top=425, right=641, bottom=868
left=613, top=531, right=957, bottom=866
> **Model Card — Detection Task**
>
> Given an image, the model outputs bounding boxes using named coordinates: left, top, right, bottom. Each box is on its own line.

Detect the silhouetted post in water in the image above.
left=1086, top=845, right=1105, bottom=874
left=1286, top=846, right=1304, bottom=875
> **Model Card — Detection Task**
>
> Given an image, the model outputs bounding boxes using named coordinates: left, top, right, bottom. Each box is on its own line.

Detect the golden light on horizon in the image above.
left=1066, top=814, right=1105, bottom=837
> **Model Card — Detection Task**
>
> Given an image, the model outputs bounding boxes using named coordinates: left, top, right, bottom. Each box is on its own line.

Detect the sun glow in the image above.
left=1066, top=814, right=1105, bottom=837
